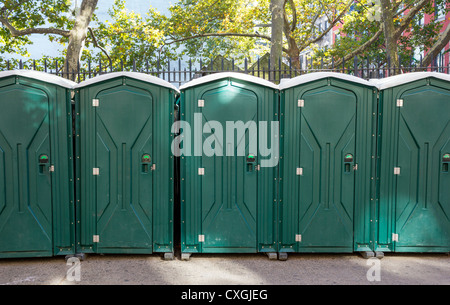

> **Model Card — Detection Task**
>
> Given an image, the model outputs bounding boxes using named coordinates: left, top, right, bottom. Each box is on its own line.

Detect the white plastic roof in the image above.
left=369, top=72, right=450, bottom=90
left=179, top=72, right=279, bottom=90
left=279, top=72, right=374, bottom=90
left=0, top=70, right=76, bottom=89
left=74, top=71, right=179, bottom=92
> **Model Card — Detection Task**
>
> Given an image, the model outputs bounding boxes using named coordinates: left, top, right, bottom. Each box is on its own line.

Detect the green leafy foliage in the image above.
left=0, top=0, right=74, bottom=57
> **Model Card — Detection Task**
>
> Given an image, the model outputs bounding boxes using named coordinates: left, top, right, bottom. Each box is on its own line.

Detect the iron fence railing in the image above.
left=2, top=55, right=449, bottom=87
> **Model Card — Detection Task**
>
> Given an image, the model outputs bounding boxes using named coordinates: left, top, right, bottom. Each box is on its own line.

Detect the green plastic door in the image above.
left=200, top=86, right=258, bottom=251
left=394, top=87, right=450, bottom=250
left=298, top=87, right=356, bottom=251
left=94, top=87, right=154, bottom=252
left=0, top=85, right=53, bottom=256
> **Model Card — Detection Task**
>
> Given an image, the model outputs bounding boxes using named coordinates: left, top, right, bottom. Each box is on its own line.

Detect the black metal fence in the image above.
left=2, top=55, right=449, bottom=87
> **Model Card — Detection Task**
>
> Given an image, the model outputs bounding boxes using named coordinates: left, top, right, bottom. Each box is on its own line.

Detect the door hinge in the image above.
left=298, top=99, right=305, bottom=108
left=392, top=233, right=399, bottom=242
left=49, top=165, right=55, bottom=172
left=93, top=168, right=100, bottom=176
left=93, top=99, right=99, bottom=107
left=198, top=235, right=205, bottom=242
left=198, top=168, right=205, bottom=175
left=198, top=99, right=205, bottom=108
left=295, top=234, right=302, bottom=242
left=296, top=168, right=303, bottom=176
left=93, top=235, right=100, bottom=243
left=396, top=99, right=403, bottom=107
left=394, top=167, right=401, bottom=175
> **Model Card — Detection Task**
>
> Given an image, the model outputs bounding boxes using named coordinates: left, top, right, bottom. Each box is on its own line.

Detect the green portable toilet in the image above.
left=375, top=72, right=450, bottom=253
left=278, top=72, right=378, bottom=259
left=0, top=70, right=76, bottom=258
left=74, top=72, right=178, bottom=259
left=178, top=72, right=279, bottom=259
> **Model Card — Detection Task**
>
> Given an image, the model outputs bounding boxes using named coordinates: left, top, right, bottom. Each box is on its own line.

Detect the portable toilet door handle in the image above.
left=141, top=154, right=152, bottom=174
left=344, top=153, right=354, bottom=173
left=443, top=153, right=450, bottom=173
left=39, top=154, right=50, bottom=174
left=246, top=154, right=257, bottom=172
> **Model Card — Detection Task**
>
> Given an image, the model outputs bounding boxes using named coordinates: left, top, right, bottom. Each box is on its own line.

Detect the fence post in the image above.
left=179, top=59, right=182, bottom=86
left=157, top=58, right=161, bottom=78
left=278, top=57, right=282, bottom=83
left=305, top=57, right=307, bottom=74
left=387, top=56, right=391, bottom=77
left=289, top=57, right=292, bottom=78
left=168, top=60, right=171, bottom=82
left=77, top=60, right=81, bottom=82
left=257, top=57, right=260, bottom=78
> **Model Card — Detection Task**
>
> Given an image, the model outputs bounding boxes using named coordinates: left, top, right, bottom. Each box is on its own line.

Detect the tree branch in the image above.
left=88, top=27, right=111, bottom=63
left=287, top=0, right=297, bottom=33
left=421, top=22, right=450, bottom=67
left=393, top=0, right=429, bottom=39
left=0, top=16, right=70, bottom=37
left=333, top=27, right=384, bottom=67
left=162, top=32, right=288, bottom=54
left=300, top=0, right=353, bottom=52
left=165, top=32, right=272, bottom=45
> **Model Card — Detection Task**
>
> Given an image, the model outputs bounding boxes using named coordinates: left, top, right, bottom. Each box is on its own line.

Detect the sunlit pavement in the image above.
left=0, top=253, right=448, bottom=285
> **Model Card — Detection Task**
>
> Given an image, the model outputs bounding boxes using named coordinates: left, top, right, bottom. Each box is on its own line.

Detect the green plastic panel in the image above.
left=0, top=75, right=75, bottom=258
left=180, top=77, right=278, bottom=254
left=75, top=76, right=175, bottom=255
left=377, top=77, right=450, bottom=253
left=280, top=78, right=377, bottom=253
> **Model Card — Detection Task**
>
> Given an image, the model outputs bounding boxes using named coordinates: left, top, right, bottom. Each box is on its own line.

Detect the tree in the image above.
left=162, top=0, right=354, bottom=69
left=380, top=0, right=399, bottom=71
left=162, top=0, right=269, bottom=64
left=84, top=0, right=175, bottom=71
left=270, top=0, right=285, bottom=76
left=65, top=0, right=98, bottom=79
left=0, top=0, right=98, bottom=80
left=329, top=0, right=449, bottom=71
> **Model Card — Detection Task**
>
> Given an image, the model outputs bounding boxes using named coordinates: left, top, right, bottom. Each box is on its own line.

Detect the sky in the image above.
left=11, top=0, right=172, bottom=58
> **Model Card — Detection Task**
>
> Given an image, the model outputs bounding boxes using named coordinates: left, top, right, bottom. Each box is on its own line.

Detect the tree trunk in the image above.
left=286, top=44, right=300, bottom=70
left=270, top=0, right=285, bottom=81
left=421, top=22, right=450, bottom=68
left=64, top=0, right=98, bottom=81
left=380, top=0, right=399, bottom=75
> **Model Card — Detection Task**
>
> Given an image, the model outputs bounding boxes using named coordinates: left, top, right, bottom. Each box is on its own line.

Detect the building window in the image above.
left=435, top=0, right=446, bottom=21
